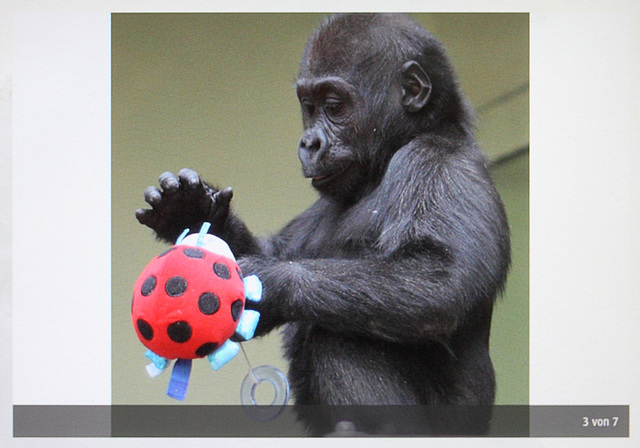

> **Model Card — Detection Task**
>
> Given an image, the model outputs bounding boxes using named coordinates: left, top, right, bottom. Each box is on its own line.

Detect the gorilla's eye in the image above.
left=323, top=96, right=345, bottom=117
left=300, top=97, right=315, bottom=116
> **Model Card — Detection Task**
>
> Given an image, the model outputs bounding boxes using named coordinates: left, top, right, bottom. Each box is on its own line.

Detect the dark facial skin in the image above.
left=136, top=13, right=510, bottom=436
left=296, top=75, right=363, bottom=199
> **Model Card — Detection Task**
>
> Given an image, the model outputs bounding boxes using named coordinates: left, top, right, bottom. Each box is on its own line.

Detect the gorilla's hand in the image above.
left=238, top=256, right=288, bottom=337
left=135, top=168, right=233, bottom=243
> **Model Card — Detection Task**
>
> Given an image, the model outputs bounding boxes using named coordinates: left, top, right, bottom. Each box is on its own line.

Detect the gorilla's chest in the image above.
left=291, top=203, right=381, bottom=259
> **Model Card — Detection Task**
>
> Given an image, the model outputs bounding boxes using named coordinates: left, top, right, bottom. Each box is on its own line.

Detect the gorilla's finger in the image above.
left=159, top=171, right=180, bottom=192
left=143, top=186, right=162, bottom=207
left=215, top=187, right=234, bottom=209
left=178, top=168, right=202, bottom=190
left=135, top=208, right=159, bottom=227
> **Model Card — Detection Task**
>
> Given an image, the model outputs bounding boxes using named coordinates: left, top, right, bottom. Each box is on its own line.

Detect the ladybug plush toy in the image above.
left=132, top=222, right=262, bottom=400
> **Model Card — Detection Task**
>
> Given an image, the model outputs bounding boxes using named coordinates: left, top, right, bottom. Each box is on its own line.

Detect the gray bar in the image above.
left=13, top=405, right=630, bottom=437
left=112, top=405, right=307, bottom=437
left=111, top=405, right=499, bottom=436
left=14, top=405, right=111, bottom=437
left=530, top=405, right=629, bottom=437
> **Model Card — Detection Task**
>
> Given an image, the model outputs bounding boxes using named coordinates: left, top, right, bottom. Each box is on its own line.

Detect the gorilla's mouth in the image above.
left=310, top=165, right=351, bottom=188
left=311, top=174, right=334, bottom=188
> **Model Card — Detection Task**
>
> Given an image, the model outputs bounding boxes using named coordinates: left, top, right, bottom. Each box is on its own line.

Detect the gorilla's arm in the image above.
left=242, top=141, right=510, bottom=343
left=240, top=251, right=467, bottom=343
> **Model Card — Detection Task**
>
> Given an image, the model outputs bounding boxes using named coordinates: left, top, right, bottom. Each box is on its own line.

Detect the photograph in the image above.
left=111, top=12, right=528, bottom=436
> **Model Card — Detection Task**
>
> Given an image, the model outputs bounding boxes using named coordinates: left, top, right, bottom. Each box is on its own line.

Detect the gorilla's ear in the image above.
left=401, top=61, right=432, bottom=113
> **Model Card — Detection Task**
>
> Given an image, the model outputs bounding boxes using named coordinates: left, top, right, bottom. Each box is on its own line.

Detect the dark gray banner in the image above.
left=530, top=405, right=629, bottom=437
left=13, top=406, right=111, bottom=437
left=13, top=405, right=629, bottom=437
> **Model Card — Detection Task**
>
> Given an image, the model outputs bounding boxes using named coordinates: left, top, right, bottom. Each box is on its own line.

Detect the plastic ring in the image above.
left=240, top=365, right=289, bottom=421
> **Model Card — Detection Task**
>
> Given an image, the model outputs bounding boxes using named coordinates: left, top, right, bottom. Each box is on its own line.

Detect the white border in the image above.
left=11, top=13, right=112, bottom=406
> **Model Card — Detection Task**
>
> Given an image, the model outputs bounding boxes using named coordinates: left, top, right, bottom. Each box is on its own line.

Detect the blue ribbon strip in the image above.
left=166, top=359, right=193, bottom=401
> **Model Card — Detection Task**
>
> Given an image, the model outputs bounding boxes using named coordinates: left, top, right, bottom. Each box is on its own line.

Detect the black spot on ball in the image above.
left=157, top=247, right=176, bottom=258
left=167, top=321, right=192, bottom=343
left=198, top=292, right=220, bottom=315
left=195, top=342, right=219, bottom=357
left=231, top=299, right=243, bottom=322
left=213, top=262, right=231, bottom=279
left=141, top=275, right=157, bottom=296
left=165, top=276, right=187, bottom=297
left=137, top=319, right=153, bottom=341
left=183, top=247, right=204, bottom=259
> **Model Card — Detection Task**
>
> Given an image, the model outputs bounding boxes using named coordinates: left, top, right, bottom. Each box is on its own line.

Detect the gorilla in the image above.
left=136, top=13, right=510, bottom=435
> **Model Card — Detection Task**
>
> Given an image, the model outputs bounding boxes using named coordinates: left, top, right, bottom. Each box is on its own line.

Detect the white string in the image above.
left=240, top=343, right=260, bottom=384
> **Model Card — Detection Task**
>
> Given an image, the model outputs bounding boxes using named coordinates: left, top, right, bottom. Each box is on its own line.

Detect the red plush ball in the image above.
left=131, top=245, right=245, bottom=360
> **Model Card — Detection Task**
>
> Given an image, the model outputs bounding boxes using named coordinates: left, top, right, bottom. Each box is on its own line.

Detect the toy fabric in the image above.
left=132, top=223, right=262, bottom=400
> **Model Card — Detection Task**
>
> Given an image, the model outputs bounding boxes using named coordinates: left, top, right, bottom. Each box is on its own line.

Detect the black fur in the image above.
left=136, top=13, right=510, bottom=434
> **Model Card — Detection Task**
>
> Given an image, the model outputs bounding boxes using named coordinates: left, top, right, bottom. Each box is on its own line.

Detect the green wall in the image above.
left=491, top=152, right=530, bottom=404
left=112, top=13, right=529, bottom=406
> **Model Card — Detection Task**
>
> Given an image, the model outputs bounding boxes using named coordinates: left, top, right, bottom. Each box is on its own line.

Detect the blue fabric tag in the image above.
left=235, top=309, right=260, bottom=341
left=207, top=340, right=240, bottom=370
left=243, top=275, right=262, bottom=303
left=166, top=358, right=192, bottom=401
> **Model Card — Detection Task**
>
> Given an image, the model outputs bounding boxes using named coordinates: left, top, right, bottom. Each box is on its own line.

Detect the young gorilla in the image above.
left=136, top=13, right=510, bottom=434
